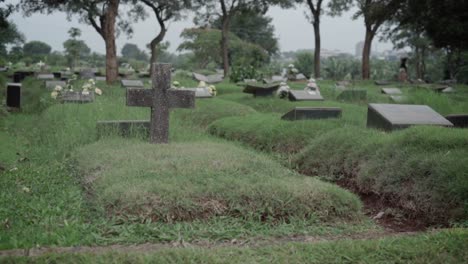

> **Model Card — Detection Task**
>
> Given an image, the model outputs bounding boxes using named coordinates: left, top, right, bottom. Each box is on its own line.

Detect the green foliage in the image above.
left=322, top=56, right=361, bottom=80
left=229, top=65, right=260, bottom=83
left=63, top=28, right=91, bottom=69
left=23, top=40, right=51, bottom=57
left=294, top=51, right=314, bottom=78
left=0, top=22, right=24, bottom=56
left=121, top=43, right=148, bottom=61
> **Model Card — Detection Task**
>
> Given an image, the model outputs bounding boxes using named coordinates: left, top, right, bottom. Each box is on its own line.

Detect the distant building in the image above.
left=355, top=41, right=364, bottom=58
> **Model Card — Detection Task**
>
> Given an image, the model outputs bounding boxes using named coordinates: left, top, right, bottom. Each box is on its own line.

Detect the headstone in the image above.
left=60, top=91, right=95, bottom=104
left=0, top=67, right=7, bottom=72
left=45, top=81, right=67, bottom=90
left=381, top=88, right=402, bottom=95
left=375, top=80, right=392, bottom=86
left=243, top=83, right=280, bottom=97
left=445, top=114, right=468, bottom=128
left=367, top=104, right=453, bottom=131
left=192, top=72, right=223, bottom=84
left=13, top=71, right=35, bottom=83
left=121, top=79, right=144, bottom=88
left=6, top=83, right=21, bottom=110
left=179, top=88, right=213, bottom=98
left=295, top=74, right=307, bottom=81
left=37, top=73, right=55, bottom=80
left=127, top=63, right=195, bottom=144
left=288, top=90, right=324, bottom=101
left=337, top=90, right=367, bottom=101
left=80, top=69, right=95, bottom=79
left=282, top=107, right=342, bottom=121
left=97, top=120, right=150, bottom=138
left=264, top=75, right=287, bottom=84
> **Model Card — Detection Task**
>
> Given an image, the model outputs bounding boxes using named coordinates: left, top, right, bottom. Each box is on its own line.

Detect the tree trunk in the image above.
left=221, top=16, right=230, bottom=77
left=103, top=0, right=119, bottom=84
left=362, top=28, right=374, bottom=80
left=149, top=29, right=166, bottom=73
left=313, top=20, right=321, bottom=79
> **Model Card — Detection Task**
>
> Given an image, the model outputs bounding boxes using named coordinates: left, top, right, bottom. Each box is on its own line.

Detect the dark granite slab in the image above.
left=243, top=83, right=280, bottom=97
left=445, top=114, right=468, bottom=128
left=282, top=107, right=342, bottom=121
left=367, top=104, right=453, bottom=131
left=6, top=83, right=21, bottom=109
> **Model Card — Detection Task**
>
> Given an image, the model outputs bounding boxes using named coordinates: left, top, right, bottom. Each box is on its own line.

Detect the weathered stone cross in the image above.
left=126, top=63, right=195, bottom=144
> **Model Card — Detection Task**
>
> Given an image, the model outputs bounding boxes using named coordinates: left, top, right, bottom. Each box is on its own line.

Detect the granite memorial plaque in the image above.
left=95, top=76, right=106, bottom=82
left=80, top=69, right=95, bottom=79
left=445, top=114, right=468, bottom=128
left=367, top=104, right=453, bottom=131
left=288, top=90, right=324, bottom=101
left=121, top=79, right=144, bottom=88
left=37, top=73, right=55, bottom=80
left=6, top=83, right=21, bottom=110
left=243, top=83, right=280, bottom=97
left=60, top=91, right=95, bottom=104
left=127, top=63, right=195, bottom=144
left=282, top=107, right=342, bottom=121
left=192, top=72, right=224, bottom=84
left=180, top=88, right=213, bottom=98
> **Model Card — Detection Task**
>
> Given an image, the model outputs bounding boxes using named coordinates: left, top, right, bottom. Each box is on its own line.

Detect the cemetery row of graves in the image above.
left=0, top=65, right=467, bottom=262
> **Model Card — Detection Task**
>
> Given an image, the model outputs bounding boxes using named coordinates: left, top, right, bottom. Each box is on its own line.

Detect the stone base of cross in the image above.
left=126, top=63, right=195, bottom=144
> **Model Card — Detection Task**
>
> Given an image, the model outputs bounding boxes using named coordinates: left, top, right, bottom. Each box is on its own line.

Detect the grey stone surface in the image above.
left=288, top=90, right=324, bottom=101
left=243, top=83, right=280, bottom=97
left=127, top=63, right=195, bottom=144
left=6, top=83, right=21, bottom=109
left=60, top=91, right=95, bottom=104
left=0, top=67, right=8, bottom=72
left=381, top=88, right=402, bottom=95
left=121, top=79, right=144, bottom=88
left=263, top=75, right=287, bottom=84
left=80, top=69, right=95, bottom=79
left=192, top=72, right=224, bottom=84
left=389, top=95, right=408, bottom=103
left=45, top=81, right=66, bottom=90
left=442, top=87, right=456, bottom=93
left=295, top=74, right=307, bottom=81
left=95, top=76, right=106, bottom=81
left=445, top=114, right=468, bottom=128
left=180, top=88, right=213, bottom=98
left=367, top=104, right=453, bottom=131
left=337, top=90, right=367, bottom=101
left=97, top=120, right=150, bottom=138
left=37, top=73, right=55, bottom=80
left=282, top=107, right=342, bottom=121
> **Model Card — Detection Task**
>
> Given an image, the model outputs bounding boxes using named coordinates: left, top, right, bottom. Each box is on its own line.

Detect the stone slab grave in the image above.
left=80, top=69, right=95, bottom=79
left=6, top=83, right=21, bottom=110
left=13, top=71, right=35, bottom=83
left=45, top=80, right=67, bottom=90
left=37, top=73, right=55, bottom=80
left=367, top=104, right=453, bottom=131
left=381, top=88, right=402, bottom=95
left=445, top=114, right=468, bottom=128
left=263, top=75, right=287, bottom=84
left=288, top=90, right=324, bottom=101
left=337, top=89, right=367, bottom=101
left=60, top=91, right=95, bottom=104
left=179, top=88, right=213, bottom=98
left=375, top=80, right=392, bottom=86
left=97, top=120, right=150, bottom=138
left=282, top=107, right=342, bottom=121
left=293, top=74, right=307, bottom=81
left=389, top=95, right=408, bottom=103
left=121, top=79, right=144, bottom=89
left=192, top=72, right=224, bottom=84
left=243, top=83, right=280, bottom=97
left=126, top=64, right=195, bottom=143
left=442, top=87, right=456, bottom=93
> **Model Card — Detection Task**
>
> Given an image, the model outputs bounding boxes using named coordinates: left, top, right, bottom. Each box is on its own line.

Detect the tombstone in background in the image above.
left=121, top=79, right=144, bottom=89
left=37, top=73, right=55, bottom=80
left=381, top=88, right=402, bottom=95
left=45, top=80, right=67, bottom=90
left=337, top=90, right=367, bottom=101
left=127, top=63, right=195, bottom=144
left=243, top=83, right=280, bottom=97
left=294, top=74, right=307, bottom=81
left=80, top=69, right=95, bottom=79
left=288, top=90, right=324, bottom=101
left=192, top=72, right=224, bottom=84
left=52, top=72, right=62, bottom=79
left=0, top=66, right=7, bottom=72
left=97, top=120, right=150, bottom=138
left=179, top=87, right=213, bottom=98
left=367, top=104, right=453, bottom=131
left=445, top=114, right=468, bottom=128
left=442, top=87, right=456, bottom=93
left=13, top=71, right=35, bottom=83
left=6, top=83, right=21, bottom=110
left=263, top=75, right=287, bottom=84
left=60, top=91, right=95, bottom=104
left=282, top=107, right=342, bottom=121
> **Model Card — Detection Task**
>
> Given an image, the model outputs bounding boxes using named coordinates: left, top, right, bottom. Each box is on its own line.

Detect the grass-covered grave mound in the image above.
left=73, top=139, right=362, bottom=223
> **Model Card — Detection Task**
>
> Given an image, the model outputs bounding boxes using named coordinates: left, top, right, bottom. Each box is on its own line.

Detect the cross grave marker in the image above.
left=126, top=63, right=195, bottom=144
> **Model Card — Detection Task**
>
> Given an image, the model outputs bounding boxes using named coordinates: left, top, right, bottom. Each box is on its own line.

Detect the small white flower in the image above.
left=54, top=85, right=63, bottom=92
left=208, top=85, right=217, bottom=96
left=21, top=186, right=30, bottom=193
left=51, top=91, right=58, bottom=99
left=288, top=64, right=294, bottom=68
left=198, top=81, right=207, bottom=88
left=95, top=88, right=102, bottom=95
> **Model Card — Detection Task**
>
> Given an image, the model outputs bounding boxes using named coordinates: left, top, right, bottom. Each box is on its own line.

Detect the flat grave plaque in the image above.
left=80, top=69, right=95, bottom=79
left=288, top=90, right=324, bottom=101
left=367, top=104, right=453, bottom=131
left=95, top=76, right=106, bottom=82
left=60, top=91, right=95, bottom=104
left=445, top=114, right=468, bottom=128
left=121, top=79, right=144, bottom=88
left=389, top=95, right=408, bottom=103
left=381, top=88, right=402, bottom=95
left=282, top=107, right=342, bottom=121
left=6, top=83, right=21, bottom=110
left=53, top=72, right=62, bottom=79
left=37, top=73, right=55, bottom=80
left=243, top=83, right=280, bottom=97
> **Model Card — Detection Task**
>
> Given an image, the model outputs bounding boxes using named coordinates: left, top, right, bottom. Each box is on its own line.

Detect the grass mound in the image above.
left=73, top=139, right=362, bottom=223
left=294, top=126, right=468, bottom=224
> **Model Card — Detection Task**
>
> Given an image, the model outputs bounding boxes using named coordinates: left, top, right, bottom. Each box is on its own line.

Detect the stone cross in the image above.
left=126, top=63, right=195, bottom=144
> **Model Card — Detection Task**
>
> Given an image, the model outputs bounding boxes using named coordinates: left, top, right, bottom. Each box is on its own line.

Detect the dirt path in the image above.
left=0, top=231, right=419, bottom=258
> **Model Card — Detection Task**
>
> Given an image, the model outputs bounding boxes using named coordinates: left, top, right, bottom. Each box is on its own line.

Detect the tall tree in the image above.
left=0, top=0, right=24, bottom=57
left=21, top=0, right=123, bottom=84
left=63, top=27, right=91, bottom=69
left=194, top=0, right=290, bottom=77
left=23, top=41, right=52, bottom=56
left=129, top=0, right=191, bottom=72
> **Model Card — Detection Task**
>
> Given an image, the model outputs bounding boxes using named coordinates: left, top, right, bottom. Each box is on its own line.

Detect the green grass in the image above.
left=2, top=229, right=468, bottom=263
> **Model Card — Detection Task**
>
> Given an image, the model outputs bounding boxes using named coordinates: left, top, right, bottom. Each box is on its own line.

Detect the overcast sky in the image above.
left=9, top=3, right=393, bottom=56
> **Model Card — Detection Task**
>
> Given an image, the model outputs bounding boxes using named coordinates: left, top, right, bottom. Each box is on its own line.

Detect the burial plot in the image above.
left=389, top=95, right=408, bottom=103
left=381, top=88, right=402, bottom=95
left=282, top=107, right=342, bottom=121
left=367, top=104, right=453, bottom=131
left=179, top=88, right=213, bottom=98
left=97, top=120, right=150, bottom=138
left=288, top=90, right=324, bottom=101
left=53, top=72, right=62, bottom=79
left=37, top=73, right=55, bottom=80
left=243, top=83, right=280, bottom=97
left=6, top=83, right=21, bottom=110
left=442, top=87, right=456, bottom=93
left=337, top=90, right=367, bottom=101
left=45, top=81, right=66, bottom=90
left=127, top=64, right=195, bottom=144
left=263, top=76, right=287, bottom=84
left=121, top=79, right=144, bottom=89
left=445, top=114, right=468, bottom=128
left=60, top=91, right=95, bottom=104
